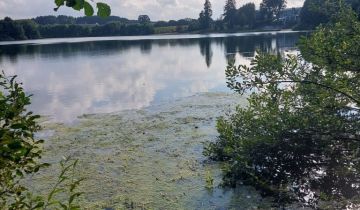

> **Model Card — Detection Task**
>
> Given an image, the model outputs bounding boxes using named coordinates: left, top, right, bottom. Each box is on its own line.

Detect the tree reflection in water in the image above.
left=0, top=32, right=305, bottom=122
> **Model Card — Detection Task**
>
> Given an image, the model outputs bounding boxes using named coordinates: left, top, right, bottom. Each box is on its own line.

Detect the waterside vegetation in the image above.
left=205, top=3, right=360, bottom=208
left=1, top=0, right=360, bottom=209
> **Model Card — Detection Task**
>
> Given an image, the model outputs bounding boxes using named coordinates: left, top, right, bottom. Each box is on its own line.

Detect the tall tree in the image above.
left=236, top=3, right=256, bottom=28
left=138, top=15, right=151, bottom=24
left=199, top=0, right=213, bottom=29
left=223, top=0, right=237, bottom=29
left=260, top=0, right=287, bottom=23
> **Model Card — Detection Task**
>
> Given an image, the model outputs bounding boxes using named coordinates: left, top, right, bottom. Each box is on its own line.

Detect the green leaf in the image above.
left=69, top=192, right=83, bottom=204
left=48, top=188, right=64, bottom=201
left=32, top=201, right=45, bottom=209
left=66, top=0, right=76, bottom=7
left=72, top=0, right=84, bottom=11
left=8, top=141, right=22, bottom=149
left=55, top=0, right=65, bottom=7
left=11, top=123, right=26, bottom=130
left=84, top=1, right=94, bottom=16
left=16, top=169, right=24, bottom=177
left=97, top=2, right=111, bottom=17
left=59, top=202, right=68, bottom=210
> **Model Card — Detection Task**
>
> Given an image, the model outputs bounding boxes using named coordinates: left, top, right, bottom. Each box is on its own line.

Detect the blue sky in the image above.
left=0, top=0, right=305, bottom=20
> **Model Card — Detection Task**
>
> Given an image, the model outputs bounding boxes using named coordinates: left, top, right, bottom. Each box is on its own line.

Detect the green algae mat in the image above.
left=29, top=93, right=274, bottom=209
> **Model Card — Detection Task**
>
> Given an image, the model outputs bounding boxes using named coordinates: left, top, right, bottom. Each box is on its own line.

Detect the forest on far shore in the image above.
left=0, top=0, right=359, bottom=41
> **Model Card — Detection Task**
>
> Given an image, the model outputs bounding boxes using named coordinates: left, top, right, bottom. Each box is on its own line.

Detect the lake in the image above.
left=0, top=31, right=306, bottom=122
left=1, top=31, right=309, bottom=209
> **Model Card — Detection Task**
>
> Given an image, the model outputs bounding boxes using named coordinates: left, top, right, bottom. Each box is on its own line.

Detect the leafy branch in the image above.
left=54, top=0, right=111, bottom=17
left=43, top=157, right=84, bottom=210
left=0, top=71, right=84, bottom=209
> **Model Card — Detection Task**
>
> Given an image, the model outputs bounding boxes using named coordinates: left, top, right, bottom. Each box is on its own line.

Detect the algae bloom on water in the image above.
left=31, top=93, right=272, bottom=209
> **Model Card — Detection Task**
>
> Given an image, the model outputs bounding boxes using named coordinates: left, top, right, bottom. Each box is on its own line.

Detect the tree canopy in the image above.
left=0, top=17, right=155, bottom=41
left=298, top=0, right=360, bottom=29
left=223, top=0, right=237, bottom=29
left=260, top=0, right=287, bottom=23
left=138, top=15, right=151, bottom=24
left=199, top=0, right=213, bottom=29
left=236, top=3, right=256, bottom=29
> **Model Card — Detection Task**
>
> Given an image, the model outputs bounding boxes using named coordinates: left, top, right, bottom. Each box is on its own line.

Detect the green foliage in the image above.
left=298, top=0, right=340, bottom=29
left=298, top=0, right=360, bottom=29
left=83, top=2, right=94, bottom=17
left=0, top=19, right=41, bottom=40
left=54, top=0, right=111, bottom=17
left=205, top=170, right=214, bottom=190
left=42, top=157, right=84, bottom=210
left=138, top=15, right=151, bottom=24
left=299, top=9, right=360, bottom=74
left=0, top=72, right=84, bottom=209
left=96, top=3, right=111, bottom=18
left=0, top=17, right=26, bottom=41
left=4, top=157, right=84, bottom=210
left=236, top=3, right=256, bottom=29
left=205, top=6, right=360, bottom=208
left=260, top=0, right=287, bottom=23
left=198, top=0, right=213, bottom=30
left=223, top=0, right=237, bottom=29
left=0, top=72, right=45, bottom=208
left=221, top=1, right=267, bottom=30
left=18, top=20, right=41, bottom=40
left=0, top=16, right=156, bottom=41
left=33, top=15, right=130, bottom=26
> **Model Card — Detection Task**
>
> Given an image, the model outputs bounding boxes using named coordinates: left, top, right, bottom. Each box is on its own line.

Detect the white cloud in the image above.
left=0, top=0, right=304, bottom=21
left=156, top=0, right=178, bottom=7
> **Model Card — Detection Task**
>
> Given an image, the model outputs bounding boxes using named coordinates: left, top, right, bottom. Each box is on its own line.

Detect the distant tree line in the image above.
left=38, top=22, right=154, bottom=38
left=193, top=0, right=360, bottom=31
left=33, top=15, right=130, bottom=25
left=193, top=0, right=288, bottom=31
left=0, top=15, right=201, bottom=41
left=34, top=14, right=197, bottom=28
left=0, top=17, right=41, bottom=40
left=2, top=0, right=360, bottom=41
left=0, top=16, right=155, bottom=41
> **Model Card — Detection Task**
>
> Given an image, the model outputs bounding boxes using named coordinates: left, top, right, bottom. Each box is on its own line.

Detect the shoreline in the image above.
left=0, top=29, right=308, bottom=46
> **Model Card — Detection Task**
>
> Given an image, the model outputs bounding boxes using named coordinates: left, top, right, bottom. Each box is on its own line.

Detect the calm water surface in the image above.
left=0, top=31, right=306, bottom=122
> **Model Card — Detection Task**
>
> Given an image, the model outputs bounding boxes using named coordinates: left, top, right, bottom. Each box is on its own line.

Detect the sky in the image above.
left=0, top=0, right=305, bottom=21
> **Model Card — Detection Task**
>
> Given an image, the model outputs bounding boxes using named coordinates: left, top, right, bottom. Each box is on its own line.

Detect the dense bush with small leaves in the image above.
left=205, top=5, right=360, bottom=208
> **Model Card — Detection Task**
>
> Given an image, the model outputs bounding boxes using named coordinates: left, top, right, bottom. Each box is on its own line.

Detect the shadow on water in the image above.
left=0, top=32, right=304, bottom=67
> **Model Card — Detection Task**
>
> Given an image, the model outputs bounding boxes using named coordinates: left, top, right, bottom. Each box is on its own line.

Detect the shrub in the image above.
left=0, top=72, right=83, bottom=209
left=205, top=6, right=360, bottom=208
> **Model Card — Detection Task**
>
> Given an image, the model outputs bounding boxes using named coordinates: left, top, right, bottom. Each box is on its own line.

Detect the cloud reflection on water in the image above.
left=0, top=32, right=305, bottom=122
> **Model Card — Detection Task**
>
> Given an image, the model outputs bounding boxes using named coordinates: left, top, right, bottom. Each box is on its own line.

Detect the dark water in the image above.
left=0, top=31, right=306, bottom=122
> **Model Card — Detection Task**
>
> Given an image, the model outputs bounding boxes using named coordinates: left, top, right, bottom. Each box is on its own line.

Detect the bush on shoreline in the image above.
left=205, top=5, right=360, bottom=208
left=0, top=72, right=83, bottom=209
